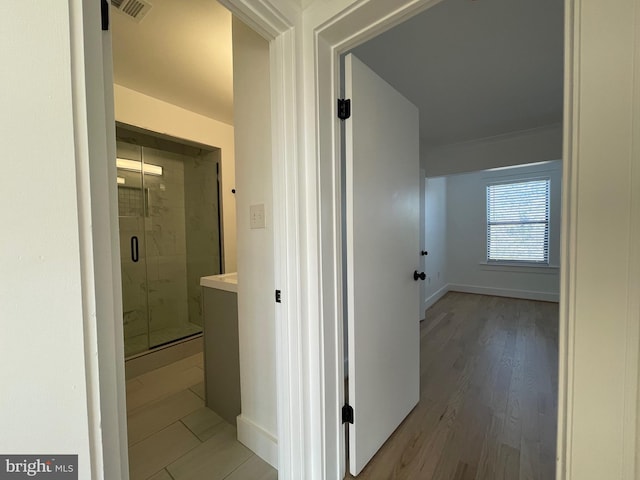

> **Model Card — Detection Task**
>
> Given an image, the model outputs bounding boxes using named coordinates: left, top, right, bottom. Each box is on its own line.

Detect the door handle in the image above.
left=131, top=236, right=139, bottom=263
left=421, top=250, right=428, bottom=256
left=413, top=270, right=426, bottom=281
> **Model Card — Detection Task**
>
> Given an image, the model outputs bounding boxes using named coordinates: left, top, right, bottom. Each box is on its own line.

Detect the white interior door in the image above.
left=345, top=53, right=421, bottom=476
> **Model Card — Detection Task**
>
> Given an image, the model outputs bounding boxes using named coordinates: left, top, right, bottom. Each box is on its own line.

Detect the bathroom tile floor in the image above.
left=126, top=353, right=277, bottom=480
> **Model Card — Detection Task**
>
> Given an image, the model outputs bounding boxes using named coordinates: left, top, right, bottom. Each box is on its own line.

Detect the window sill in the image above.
left=478, top=261, right=560, bottom=274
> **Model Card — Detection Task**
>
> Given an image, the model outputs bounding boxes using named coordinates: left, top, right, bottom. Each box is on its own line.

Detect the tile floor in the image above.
left=126, top=353, right=277, bottom=480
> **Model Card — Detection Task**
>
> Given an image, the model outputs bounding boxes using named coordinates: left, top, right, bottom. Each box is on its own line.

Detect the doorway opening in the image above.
left=109, top=1, right=277, bottom=478
left=339, top=0, right=563, bottom=476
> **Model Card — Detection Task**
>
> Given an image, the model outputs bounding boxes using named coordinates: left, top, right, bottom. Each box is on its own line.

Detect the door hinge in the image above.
left=338, top=99, right=351, bottom=120
left=342, top=404, right=354, bottom=424
left=101, top=0, right=110, bottom=30
left=275, top=290, right=282, bottom=303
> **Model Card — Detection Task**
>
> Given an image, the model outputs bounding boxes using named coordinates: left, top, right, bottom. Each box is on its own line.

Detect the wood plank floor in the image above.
left=347, top=292, right=558, bottom=480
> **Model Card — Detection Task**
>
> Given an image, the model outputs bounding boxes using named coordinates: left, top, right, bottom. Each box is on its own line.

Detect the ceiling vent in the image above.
left=111, top=0, right=152, bottom=22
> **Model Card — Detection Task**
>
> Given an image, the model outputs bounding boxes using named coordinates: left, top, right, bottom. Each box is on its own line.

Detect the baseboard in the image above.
left=237, top=414, right=278, bottom=469
left=423, top=285, right=450, bottom=313
left=448, top=283, right=560, bottom=303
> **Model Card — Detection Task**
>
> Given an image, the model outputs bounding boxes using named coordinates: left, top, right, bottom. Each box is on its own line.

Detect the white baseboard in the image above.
left=423, top=285, right=450, bottom=313
left=448, top=283, right=560, bottom=303
left=237, top=414, right=278, bottom=469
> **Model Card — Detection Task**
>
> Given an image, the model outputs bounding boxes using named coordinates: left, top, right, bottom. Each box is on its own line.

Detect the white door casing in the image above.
left=345, top=53, right=421, bottom=476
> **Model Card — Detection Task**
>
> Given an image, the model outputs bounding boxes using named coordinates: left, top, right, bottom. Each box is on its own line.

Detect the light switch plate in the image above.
left=250, top=204, right=266, bottom=229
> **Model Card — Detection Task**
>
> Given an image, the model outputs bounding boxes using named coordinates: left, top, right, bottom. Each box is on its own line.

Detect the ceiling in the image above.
left=351, top=0, right=564, bottom=147
left=111, top=0, right=234, bottom=125
left=111, top=0, right=564, bottom=145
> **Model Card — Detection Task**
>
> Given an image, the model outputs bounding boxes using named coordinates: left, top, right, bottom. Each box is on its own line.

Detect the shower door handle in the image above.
left=131, top=236, right=139, bottom=263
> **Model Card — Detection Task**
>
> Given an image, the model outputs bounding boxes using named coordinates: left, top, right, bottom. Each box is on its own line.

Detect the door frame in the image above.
left=311, top=1, right=574, bottom=479
left=87, top=0, right=303, bottom=477
left=199, top=2, right=304, bottom=477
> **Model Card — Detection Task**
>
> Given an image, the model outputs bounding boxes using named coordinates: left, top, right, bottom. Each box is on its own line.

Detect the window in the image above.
left=486, top=179, right=550, bottom=263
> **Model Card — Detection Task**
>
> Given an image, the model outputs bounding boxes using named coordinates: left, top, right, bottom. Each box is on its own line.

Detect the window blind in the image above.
left=486, top=179, right=550, bottom=263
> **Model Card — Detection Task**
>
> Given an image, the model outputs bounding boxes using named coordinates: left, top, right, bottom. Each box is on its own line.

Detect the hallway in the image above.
left=347, top=292, right=558, bottom=480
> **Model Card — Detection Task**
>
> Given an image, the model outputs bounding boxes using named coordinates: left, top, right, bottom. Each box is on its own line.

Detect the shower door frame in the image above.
left=116, top=130, right=223, bottom=357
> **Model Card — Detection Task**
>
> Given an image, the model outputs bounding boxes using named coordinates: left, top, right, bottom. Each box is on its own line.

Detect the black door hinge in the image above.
left=101, top=0, right=110, bottom=30
left=275, top=290, right=282, bottom=303
left=342, top=404, right=354, bottom=424
left=338, top=99, right=351, bottom=120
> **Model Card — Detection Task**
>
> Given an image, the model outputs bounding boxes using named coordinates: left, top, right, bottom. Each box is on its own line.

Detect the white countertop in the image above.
left=200, top=272, right=238, bottom=293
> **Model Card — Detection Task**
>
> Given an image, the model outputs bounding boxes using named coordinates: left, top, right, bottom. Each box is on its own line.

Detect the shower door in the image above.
left=116, top=132, right=221, bottom=357
left=142, top=146, right=203, bottom=349
left=117, top=141, right=151, bottom=357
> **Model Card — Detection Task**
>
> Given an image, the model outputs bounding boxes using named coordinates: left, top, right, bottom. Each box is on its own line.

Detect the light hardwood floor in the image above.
left=347, top=292, right=558, bottom=480
left=125, top=353, right=277, bottom=480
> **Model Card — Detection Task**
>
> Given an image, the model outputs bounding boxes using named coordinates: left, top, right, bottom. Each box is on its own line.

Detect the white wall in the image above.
left=232, top=17, right=278, bottom=467
left=423, top=177, right=448, bottom=310
left=423, top=123, right=562, bottom=177
left=445, top=161, right=562, bottom=302
left=113, top=84, right=238, bottom=272
left=0, top=1, right=99, bottom=477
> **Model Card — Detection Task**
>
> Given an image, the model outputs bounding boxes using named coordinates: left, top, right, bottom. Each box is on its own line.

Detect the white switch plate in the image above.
left=250, top=204, right=266, bottom=229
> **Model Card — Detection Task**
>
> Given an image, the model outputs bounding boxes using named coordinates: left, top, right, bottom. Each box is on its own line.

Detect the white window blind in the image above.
left=486, top=179, right=550, bottom=263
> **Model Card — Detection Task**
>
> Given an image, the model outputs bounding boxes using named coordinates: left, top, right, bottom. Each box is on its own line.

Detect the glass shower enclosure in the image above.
left=116, top=126, right=222, bottom=357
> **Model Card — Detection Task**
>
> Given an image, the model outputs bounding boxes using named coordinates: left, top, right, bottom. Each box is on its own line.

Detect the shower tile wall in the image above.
left=185, top=151, right=221, bottom=327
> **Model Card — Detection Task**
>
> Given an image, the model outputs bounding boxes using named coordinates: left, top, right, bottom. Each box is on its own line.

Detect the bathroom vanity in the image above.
left=200, top=272, right=240, bottom=426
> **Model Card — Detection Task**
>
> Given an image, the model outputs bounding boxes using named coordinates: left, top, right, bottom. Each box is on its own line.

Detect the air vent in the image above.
left=111, top=0, right=152, bottom=22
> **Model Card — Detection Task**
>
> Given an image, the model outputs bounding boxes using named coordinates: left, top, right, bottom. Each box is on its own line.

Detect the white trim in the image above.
left=220, top=2, right=303, bottom=479
left=558, top=1, right=640, bottom=477
left=315, top=28, right=346, bottom=480
left=428, top=123, right=563, bottom=153
left=237, top=414, right=279, bottom=469
left=268, top=27, right=307, bottom=480
left=73, top=0, right=129, bottom=477
left=70, top=2, right=104, bottom=476
left=423, top=284, right=449, bottom=312
left=557, top=0, right=577, bottom=477
left=220, top=0, right=298, bottom=40
left=448, top=284, right=560, bottom=303
left=482, top=164, right=562, bottom=180
left=478, top=262, right=560, bottom=274
left=624, top=0, right=640, bottom=473
left=424, top=283, right=560, bottom=310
